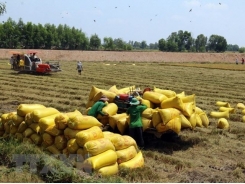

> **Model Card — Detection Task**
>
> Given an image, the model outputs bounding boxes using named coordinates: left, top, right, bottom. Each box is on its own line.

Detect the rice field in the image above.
left=0, top=59, right=245, bottom=182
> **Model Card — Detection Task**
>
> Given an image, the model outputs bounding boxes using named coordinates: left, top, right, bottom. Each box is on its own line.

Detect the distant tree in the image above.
left=149, top=42, right=158, bottom=50
left=226, top=44, right=239, bottom=51
left=158, top=38, right=167, bottom=51
left=140, top=41, right=147, bottom=49
left=114, top=38, right=125, bottom=50
left=207, top=34, right=227, bottom=52
left=90, top=34, right=101, bottom=50
left=103, top=37, right=114, bottom=50
left=133, top=41, right=141, bottom=49
left=239, top=47, right=245, bottom=53
left=195, top=34, right=207, bottom=52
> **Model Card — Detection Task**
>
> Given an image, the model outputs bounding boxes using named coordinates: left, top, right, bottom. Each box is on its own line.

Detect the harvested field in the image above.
left=0, top=50, right=245, bottom=182
left=0, top=49, right=245, bottom=63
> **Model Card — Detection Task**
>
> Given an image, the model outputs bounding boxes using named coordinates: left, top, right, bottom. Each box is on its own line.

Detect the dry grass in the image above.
left=1, top=54, right=245, bottom=182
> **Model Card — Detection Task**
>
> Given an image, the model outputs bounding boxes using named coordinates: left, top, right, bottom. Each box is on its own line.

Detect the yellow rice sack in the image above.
left=156, top=117, right=181, bottom=134
left=195, top=106, right=204, bottom=114
left=10, top=124, right=18, bottom=135
left=142, top=117, right=152, bottom=131
left=158, top=108, right=181, bottom=125
left=23, top=137, right=33, bottom=144
left=176, top=91, right=185, bottom=97
left=17, top=121, right=28, bottom=133
left=31, top=107, right=60, bottom=123
left=216, top=101, right=231, bottom=108
left=68, top=114, right=102, bottom=130
left=3, top=122, right=10, bottom=134
left=118, top=85, right=135, bottom=94
left=217, top=118, right=229, bottom=129
left=25, top=113, right=34, bottom=126
left=210, top=111, right=229, bottom=119
left=67, top=138, right=79, bottom=154
left=182, top=102, right=195, bottom=117
left=29, top=123, right=41, bottom=134
left=219, top=107, right=235, bottom=114
left=10, top=114, right=24, bottom=126
left=179, top=114, right=192, bottom=129
left=55, top=113, right=69, bottom=130
left=38, top=113, right=60, bottom=131
left=237, top=103, right=245, bottom=109
left=188, top=113, right=197, bottom=129
left=46, top=145, right=61, bottom=154
left=143, top=91, right=168, bottom=104
left=6, top=112, right=17, bottom=124
left=30, top=133, right=42, bottom=145
left=14, top=132, right=23, bottom=141
left=199, top=112, right=209, bottom=128
left=242, top=116, right=245, bottom=122
left=1, top=113, right=13, bottom=124
left=66, top=110, right=82, bottom=119
left=75, top=126, right=104, bottom=147
left=108, top=85, right=120, bottom=95
left=84, top=138, right=115, bottom=156
left=64, top=127, right=82, bottom=140
left=116, top=145, right=137, bottom=164
left=44, top=124, right=63, bottom=136
left=142, top=108, right=155, bottom=119
left=180, top=94, right=196, bottom=104
left=152, top=109, right=162, bottom=128
left=110, top=135, right=138, bottom=151
left=86, top=100, right=95, bottom=109
left=153, top=87, right=176, bottom=98
left=84, top=149, right=118, bottom=170
left=109, top=113, right=127, bottom=129
left=17, top=104, right=46, bottom=117
left=119, top=151, right=144, bottom=169
left=42, top=132, right=54, bottom=146
left=91, top=87, right=117, bottom=103
left=54, top=135, right=67, bottom=150
left=160, top=96, right=184, bottom=111
left=136, top=96, right=154, bottom=108
left=195, top=113, right=203, bottom=127
left=116, top=116, right=128, bottom=135
left=97, top=162, right=119, bottom=176
left=102, top=131, right=115, bottom=139
left=101, top=103, right=118, bottom=116
left=23, top=128, right=35, bottom=138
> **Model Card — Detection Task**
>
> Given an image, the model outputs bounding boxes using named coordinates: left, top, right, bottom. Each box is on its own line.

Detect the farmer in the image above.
left=9, top=56, right=14, bottom=69
left=236, top=58, right=238, bottom=65
left=242, top=58, right=244, bottom=65
left=126, top=98, right=147, bottom=149
left=76, top=61, right=83, bottom=75
left=88, top=95, right=109, bottom=118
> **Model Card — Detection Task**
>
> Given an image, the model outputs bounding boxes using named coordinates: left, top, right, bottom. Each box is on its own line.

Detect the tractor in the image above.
left=9, top=50, right=61, bottom=74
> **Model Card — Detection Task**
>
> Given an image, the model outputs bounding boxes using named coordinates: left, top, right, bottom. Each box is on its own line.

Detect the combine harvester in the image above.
left=9, top=50, right=61, bottom=75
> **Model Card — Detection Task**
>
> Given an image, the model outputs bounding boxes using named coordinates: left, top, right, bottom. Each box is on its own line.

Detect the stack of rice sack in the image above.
left=236, top=102, right=245, bottom=123
left=103, top=131, right=144, bottom=171
left=210, top=101, right=234, bottom=129
left=85, top=85, right=135, bottom=126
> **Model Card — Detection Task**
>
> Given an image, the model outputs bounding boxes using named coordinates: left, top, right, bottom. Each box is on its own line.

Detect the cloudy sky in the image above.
left=1, top=0, right=244, bottom=47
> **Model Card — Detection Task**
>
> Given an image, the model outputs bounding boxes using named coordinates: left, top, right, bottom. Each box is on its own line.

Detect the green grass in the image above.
left=0, top=60, right=245, bottom=182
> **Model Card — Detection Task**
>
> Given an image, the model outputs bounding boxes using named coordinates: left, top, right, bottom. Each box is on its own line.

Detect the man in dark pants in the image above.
left=126, top=98, right=147, bottom=149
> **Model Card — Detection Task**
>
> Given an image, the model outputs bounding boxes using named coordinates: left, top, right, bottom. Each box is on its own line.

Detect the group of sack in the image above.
left=210, top=101, right=245, bottom=129
left=0, top=104, right=144, bottom=176
left=86, top=85, right=210, bottom=134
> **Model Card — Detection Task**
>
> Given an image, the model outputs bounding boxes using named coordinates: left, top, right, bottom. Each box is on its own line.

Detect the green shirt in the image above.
left=88, top=101, right=107, bottom=117
left=126, top=104, right=147, bottom=128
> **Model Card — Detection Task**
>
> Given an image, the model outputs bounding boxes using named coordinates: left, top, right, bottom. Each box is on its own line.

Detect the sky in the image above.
left=1, top=0, right=245, bottom=47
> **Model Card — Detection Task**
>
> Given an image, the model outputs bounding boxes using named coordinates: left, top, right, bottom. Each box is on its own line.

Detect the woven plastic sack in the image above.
left=67, top=138, right=79, bottom=154
left=64, top=127, right=82, bottom=140
left=42, top=132, right=54, bottom=146
left=160, top=96, right=184, bottom=111
left=31, top=107, right=60, bottom=123
left=156, top=117, right=181, bottom=134
left=217, top=118, right=229, bottom=129
left=119, top=151, right=144, bottom=169
left=38, top=113, right=60, bottom=131
left=210, top=111, right=229, bottom=119
left=116, top=145, right=137, bottom=164
left=97, top=162, right=119, bottom=176
left=158, top=108, right=181, bottom=125
left=143, top=91, right=167, bottom=104
left=153, top=86, right=176, bottom=98
left=109, top=113, right=127, bottom=129
left=68, top=114, right=102, bottom=130
left=17, top=104, right=46, bottom=117
left=54, top=135, right=67, bottom=150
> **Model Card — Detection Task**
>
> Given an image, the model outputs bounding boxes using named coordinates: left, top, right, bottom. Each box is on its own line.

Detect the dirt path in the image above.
left=0, top=49, right=244, bottom=63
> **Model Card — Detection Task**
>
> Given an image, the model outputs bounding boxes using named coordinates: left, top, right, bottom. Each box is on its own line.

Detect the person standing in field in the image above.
left=9, top=56, right=14, bottom=69
left=242, top=58, right=244, bottom=65
left=236, top=58, right=238, bottom=65
left=88, top=95, right=109, bottom=118
left=76, top=61, right=83, bottom=75
left=126, top=98, right=147, bottom=149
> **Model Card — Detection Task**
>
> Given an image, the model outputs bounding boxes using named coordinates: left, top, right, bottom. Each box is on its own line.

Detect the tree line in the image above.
left=0, top=17, right=244, bottom=53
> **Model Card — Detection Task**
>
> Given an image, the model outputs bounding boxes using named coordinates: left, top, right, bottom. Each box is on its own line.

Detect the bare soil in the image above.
left=1, top=49, right=245, bottom=63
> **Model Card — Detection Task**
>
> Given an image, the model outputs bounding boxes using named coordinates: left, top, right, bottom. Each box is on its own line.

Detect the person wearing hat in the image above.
left=88, top=95, right=109, bottom=118
left=126, top=98, right=147, bottom=149
left=76, top=61, right=83, bottom=75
